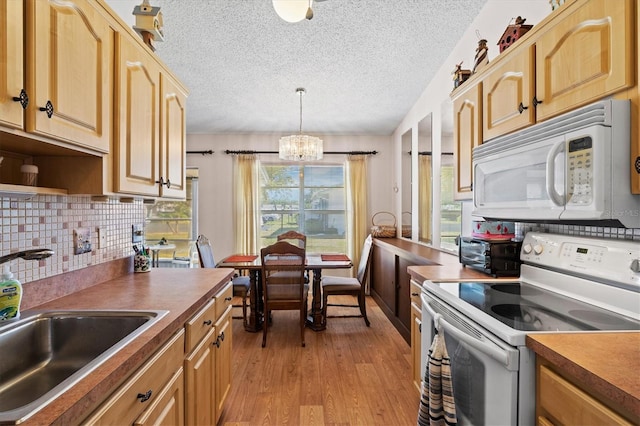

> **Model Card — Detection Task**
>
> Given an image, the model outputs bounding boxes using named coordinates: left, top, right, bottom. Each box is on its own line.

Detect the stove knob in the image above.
left=533, top=244, right=544, bottom=255
left=631, top=259, right=640, bottom=273
left=523, top=243, right=533, bottom=254
left=533, top=318, right=543, bottom=330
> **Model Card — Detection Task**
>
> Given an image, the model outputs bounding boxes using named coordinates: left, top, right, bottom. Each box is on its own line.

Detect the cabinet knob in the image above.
left=137, top=390, right=152, bottom=403
left=38, top=100, right=54, bottom=118
left=165, top=179, right=171, bottom=188
left=155, top=177, right=165, bottom=187
left=214, top=337, right=220, bottom=348
left=518, top=102, right=529, bottom=114
left=12, top=89, right=29, bottom=109
left=220, top=331, right=225, bottom=342
left=225, top=296, right=232, bottom=302
left=634, top=156, right=640, bottom=174
left=203, top=319, right=212, bottom=326
left=532, top=96, right=543, bottom=107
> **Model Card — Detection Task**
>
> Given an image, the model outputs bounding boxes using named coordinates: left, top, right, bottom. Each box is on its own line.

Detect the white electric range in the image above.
left=420, top=232, right=640, bottom=425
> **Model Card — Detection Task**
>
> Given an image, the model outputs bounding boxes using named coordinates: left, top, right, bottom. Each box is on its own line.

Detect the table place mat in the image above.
left=224, top=255, right=258, bottom=263
left=321, top=254, right=350, bottom=262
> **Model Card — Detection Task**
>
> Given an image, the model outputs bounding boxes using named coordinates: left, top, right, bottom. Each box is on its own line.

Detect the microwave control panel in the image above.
left=567, top=136, right=593, bottom=205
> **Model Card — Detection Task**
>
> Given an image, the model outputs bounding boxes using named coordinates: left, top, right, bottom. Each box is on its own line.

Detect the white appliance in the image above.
left=473, top=100, right=640, bottom=228
left=421, top=232, right=640, bottom=425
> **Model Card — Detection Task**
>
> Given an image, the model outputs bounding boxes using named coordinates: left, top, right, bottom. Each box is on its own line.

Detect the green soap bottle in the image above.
left=0, top=264, right=22, bottom=320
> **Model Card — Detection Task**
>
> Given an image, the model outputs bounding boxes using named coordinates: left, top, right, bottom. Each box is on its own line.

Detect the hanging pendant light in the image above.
left=279, top=88, right=323, bottom=161
left=272, top=0, right=314, bottom=22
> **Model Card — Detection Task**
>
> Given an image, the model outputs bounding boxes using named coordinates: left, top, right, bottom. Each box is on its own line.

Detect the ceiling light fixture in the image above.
left=279, top=88, right=323, bottom=161
left=272, top=0, right=314, bottom=22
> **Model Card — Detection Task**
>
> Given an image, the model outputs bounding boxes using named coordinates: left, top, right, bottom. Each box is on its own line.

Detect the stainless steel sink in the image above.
left=0, top=309, right=168, bottom=424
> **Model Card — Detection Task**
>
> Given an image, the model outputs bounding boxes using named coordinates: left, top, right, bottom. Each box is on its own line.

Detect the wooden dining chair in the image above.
left=276, top=230, right=307, bottom=248
left=260, top=240, right=308, bottom=347
left=195, top=234, right=251, bottom=326
left=321, top=235, right=373, bottom=327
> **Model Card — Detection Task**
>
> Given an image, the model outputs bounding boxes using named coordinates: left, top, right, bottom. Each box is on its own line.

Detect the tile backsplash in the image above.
left=1, top=195, right=144, bottom=284
left=515, top=223, right=640, bottom=241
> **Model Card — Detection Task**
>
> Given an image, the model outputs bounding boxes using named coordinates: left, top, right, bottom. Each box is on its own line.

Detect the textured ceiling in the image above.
left=144, top=0, right=488, bottom=135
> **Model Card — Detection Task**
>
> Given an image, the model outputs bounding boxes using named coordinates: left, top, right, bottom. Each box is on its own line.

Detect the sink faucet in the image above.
left=0, top=249, right=54, bottom=265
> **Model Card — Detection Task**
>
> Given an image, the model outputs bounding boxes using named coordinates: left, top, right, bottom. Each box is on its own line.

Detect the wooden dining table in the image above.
left=217, top=253, right=352, bottom=332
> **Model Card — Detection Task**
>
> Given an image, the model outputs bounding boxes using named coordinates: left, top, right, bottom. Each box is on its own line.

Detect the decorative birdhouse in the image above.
left=497, top=16, right=533, bottom=53
left=132, top=0, right=164, bottom=51
left=452, top=62, right=471, bottom=89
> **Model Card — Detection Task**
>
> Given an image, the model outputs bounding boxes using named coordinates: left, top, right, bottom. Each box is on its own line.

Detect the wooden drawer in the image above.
left=410, top=280, right=423, bottom=310
left=538, top=365, right=632, bottom=425
left=83, top=329, right=185, bottom=425
left=185, top=297, right=216, bottom=352
left=215, top=281, right=233, bottom=321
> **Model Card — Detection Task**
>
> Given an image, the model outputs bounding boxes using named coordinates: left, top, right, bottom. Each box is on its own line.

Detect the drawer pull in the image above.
left=411, top=292, right=419, bottom=297
left=137, top=390, right=152, bottom=403
left=225, top=296, right=232, bottom=302
left=203, top=319, right=212, bottom=326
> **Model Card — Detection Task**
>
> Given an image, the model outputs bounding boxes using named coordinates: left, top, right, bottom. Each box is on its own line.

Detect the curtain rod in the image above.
left=187, top=150, right=214, bottom=155
left=407, top=151, right=454, bottom=156
left=224, top=150, right=378, bottom=155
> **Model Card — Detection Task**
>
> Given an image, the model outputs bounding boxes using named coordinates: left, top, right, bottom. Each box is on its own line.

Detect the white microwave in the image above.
left=473, top=100, right=640, bottom=228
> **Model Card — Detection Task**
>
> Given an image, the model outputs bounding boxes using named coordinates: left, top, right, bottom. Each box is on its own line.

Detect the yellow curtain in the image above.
left=233, top=154, right=259, bottom=255
left=418, top=154, right=433, bottom=243
left=346, top=155, right=368, bottom=279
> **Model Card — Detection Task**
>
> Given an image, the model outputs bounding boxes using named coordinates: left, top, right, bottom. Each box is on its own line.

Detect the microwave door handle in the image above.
left=545, top=140, right=565, bottom=206
left=438, top=316, right=519, bottom=371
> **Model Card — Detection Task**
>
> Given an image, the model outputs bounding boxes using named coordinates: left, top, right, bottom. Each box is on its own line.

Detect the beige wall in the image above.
left=186, top=133, right=393, bottom=259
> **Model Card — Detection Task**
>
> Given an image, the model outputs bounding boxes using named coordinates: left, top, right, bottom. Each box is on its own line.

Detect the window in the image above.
left=439, top=157, right=461, bottom=252
left=259, top=163, right=346, bottom=253
left=144, top=170, right=198, bottom=265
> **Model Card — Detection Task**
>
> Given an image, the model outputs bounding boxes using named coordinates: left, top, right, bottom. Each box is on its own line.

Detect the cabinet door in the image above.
left=0, top=0, right=24, bottom=129
left=185, top=327, right=216, bottom=426
left=214, top=307, right=232, bottom=423
left=535, top=0, right=634, bottom=121
left=452, top=83, right=481, bottom=200
left=115, top=34, right=161, bottom=196
left=410, top=302, right=422, bottom=393
left=26, top=0, right=113, bottom=153
left=159, top=73, right=187, bottom=199
left=483, top=46, right=535, bottom=141
left=396, top=256, right=413, bottom=334
left=134, top=368, right=185, bottom=426
left=371, top=245, right=396, bottom=315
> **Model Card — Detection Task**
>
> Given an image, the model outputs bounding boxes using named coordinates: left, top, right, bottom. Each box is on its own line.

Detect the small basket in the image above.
left=371, top=211, right=397, bottom=238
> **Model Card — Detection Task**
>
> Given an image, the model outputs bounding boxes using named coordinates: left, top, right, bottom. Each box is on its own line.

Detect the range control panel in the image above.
left=521, top=232, right=640, bottom=289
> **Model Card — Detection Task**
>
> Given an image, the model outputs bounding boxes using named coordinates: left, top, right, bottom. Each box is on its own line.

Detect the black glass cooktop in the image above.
left=431, top=281, right=640, bottom=332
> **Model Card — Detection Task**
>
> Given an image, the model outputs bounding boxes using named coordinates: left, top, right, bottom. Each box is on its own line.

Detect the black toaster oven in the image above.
left=458, top=237, right=522, bottom=277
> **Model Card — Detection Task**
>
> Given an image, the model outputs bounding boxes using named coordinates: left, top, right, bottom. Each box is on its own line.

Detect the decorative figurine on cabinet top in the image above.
left=472, top=38, right=489, bottom=74
left=452, top=62, right=471, bottom=89
left=497, top=16, right=533, bottom=53
left=133, top=0, right=164, bottom=51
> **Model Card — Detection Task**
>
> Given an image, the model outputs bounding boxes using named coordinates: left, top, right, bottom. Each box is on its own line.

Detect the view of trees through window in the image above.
left=260, top=163, right=346, bottom=253
left=439, top=163, right=461, bottom=251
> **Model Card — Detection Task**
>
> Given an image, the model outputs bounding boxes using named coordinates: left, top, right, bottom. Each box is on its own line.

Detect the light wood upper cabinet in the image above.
left=534, top=0, right=634, bottom=122
left=25, top=0, right=113, bottom=153
left=0, top=0, right=24, bottom=129
left=452, top=82, right=481, bottom=200
left=115, top=34, right=161, bottom=197
left=483, top=46, right=535, bottom=141
left=160, top=73, right=187, bottom=199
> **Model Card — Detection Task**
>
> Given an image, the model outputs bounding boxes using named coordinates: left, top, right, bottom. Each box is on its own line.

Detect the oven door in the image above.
left=422, top=292, right=521, bottom=425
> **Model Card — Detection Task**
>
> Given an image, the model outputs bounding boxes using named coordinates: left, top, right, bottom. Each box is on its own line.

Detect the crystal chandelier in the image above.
left=279, top=88, right=323, bottom=161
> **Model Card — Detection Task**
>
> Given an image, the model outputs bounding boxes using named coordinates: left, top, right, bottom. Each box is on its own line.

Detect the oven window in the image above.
left=445, top=334, right=485, bottom=424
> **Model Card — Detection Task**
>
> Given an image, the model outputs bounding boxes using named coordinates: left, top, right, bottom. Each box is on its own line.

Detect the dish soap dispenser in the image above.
left=0, top=264, right=22, bottom=320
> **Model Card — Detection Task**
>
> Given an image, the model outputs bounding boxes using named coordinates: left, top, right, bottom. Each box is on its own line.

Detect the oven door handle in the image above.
left=438, top=316, right=519, bottom=371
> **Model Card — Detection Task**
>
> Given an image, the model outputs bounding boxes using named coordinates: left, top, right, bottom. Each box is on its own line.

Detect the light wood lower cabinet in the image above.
left=536, top=361, right=633, bottom=425
left=185, top=326, right=217, bottom=425
left=82, top=329, right=185, bottom=425
left=214, top=306, right=232, bottom=423
left=410, top=301, right=422, bottom=393
left=134, top=368, right=185, bottom=426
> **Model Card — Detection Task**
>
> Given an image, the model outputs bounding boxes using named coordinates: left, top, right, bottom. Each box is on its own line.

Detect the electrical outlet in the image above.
left=132, top=224, right=144, bottom=243
left=97, top=227, right=106, bottom=249
left=74, top=227, right=92, bottom=254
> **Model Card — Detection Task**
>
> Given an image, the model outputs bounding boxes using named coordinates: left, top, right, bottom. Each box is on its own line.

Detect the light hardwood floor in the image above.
left=220, top=296, right=420, bottom=425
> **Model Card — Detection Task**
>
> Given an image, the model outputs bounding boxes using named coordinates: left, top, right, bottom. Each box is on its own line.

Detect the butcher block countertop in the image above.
left=526, top=333, right=640, bottom=422
left=17, top=268, right=234, bottom=426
